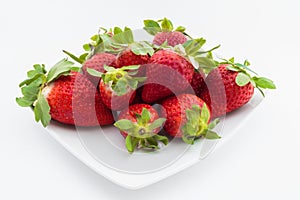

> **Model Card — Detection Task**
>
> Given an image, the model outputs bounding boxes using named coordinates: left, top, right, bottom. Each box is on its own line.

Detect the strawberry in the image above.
left=82, top=53, right=117, bottom=86
left=187, top=69, right=206, bottom=96
left=199, top=59, right=276, bottom=118
left=116, top=49, right=150, bottom=76
left=114, top=104, right=168, bottom=153
left=161, top=94, right=221, bottom=144
left=87, top=65, right=147, bottom=110
left=16, top=59, right=114, bottom=127
left=116, top=49, right=149, bottom=67
left=153, top=31, right=187, bottom=47
left=143, top=18, right=188, bottom=47
left=142, top=49, right=195, bottom=103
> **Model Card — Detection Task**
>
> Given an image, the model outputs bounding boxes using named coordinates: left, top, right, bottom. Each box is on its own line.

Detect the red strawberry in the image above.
left=87, top=65, right=147, bottom=110
left=99, top=79, right=136, bottom=111
left=187, top=69, right=206, bottom=96
left=153, top=31, right=187, bottom=47
left=199, top=60, right=276, bottom=118
left=114, top=104, right=168, bottom=153
left=161, top=94, right=220, bottom=144
left=143, top=18, right=188, bottom=47
left=82, top=53, right=117, bottom=86
left=116, top=49, right=150, bottom=77
left=16, top=59, right=114, bottom=127
left=142, top=49, right=194, bottom=103
left=117, top=49, right=149, bottom=67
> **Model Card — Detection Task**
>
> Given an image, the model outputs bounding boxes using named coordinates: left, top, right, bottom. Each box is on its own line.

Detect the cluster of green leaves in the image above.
left=143, top=17, right=188, bottom=37
left=16, top=59, right=78, bottom=127
left=114, top=108, right=167, bottom=153
left=168, top=38, right=219, bottom=73
left=181, top=104, right=221, bottom=144
left=87, top=65, right=146, bottom=96
left=221, top=57, right=276, bottom=96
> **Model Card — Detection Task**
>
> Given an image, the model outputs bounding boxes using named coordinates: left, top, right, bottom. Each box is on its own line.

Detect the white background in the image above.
left=1, top=0, right=300, bottom=199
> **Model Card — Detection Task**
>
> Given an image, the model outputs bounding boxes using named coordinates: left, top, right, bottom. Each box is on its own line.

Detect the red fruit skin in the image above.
left=161, top=94, right=209, bottom=137
left=142, top=50, right=194, bottom=103
left=116, top=50, right=150, bottom=77
left=99, top=79, right=136, bottom=111
left=186, top=69, right=206, bottom=96
left=199, top=64, right=254, bottom=118
left=82, top=53, right=117, bottom=86
left=118, top=104, right=159, bottom=137
left=153, top=31, right=187, bottom=47
left=46, top=72, right=114, bottom=126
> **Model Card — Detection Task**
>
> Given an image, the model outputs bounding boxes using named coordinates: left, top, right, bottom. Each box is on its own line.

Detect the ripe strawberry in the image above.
left=116, top=49, right=150, bottom=77
left=186, top=69, right=206, bottom=96
left=87, top=65, right=147, bottom=110
left=16, top=59, right=114, bottom=127
left=82, top=53, right=117, bottom=86
left=142, top=49, right=195, bottom=103
left=114, top=104, right=168, bottom=153
left=117, top=49, right=149, bottom=67
left=161, top=94, right=220, bottom=144
left=153, top=31, right=187, bottom=47
left=143, top=18, right=188, bottom=47
left=199, top=59, right=276, bottom=118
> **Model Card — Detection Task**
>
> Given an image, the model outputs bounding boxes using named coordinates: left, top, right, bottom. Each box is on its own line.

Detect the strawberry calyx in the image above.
left=114, top=108, right=168, bottom=153
left=181, top=104, right=221, bottom=144
left=143, top=17, right=191, bottom=38
left=16, top=59, right=79, bottom=127
left=220, top=57, right=276, bottom=96
left=155, top=38, right=220, bottom=73
left=87, top=65, right=146, bottom=96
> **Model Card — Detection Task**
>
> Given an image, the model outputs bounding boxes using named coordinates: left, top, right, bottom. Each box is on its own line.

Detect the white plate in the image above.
left=45, top=90, right=263, bottom=190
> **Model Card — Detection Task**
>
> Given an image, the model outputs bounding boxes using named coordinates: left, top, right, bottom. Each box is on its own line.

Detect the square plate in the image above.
left=45, top=90, right=263, bottom=190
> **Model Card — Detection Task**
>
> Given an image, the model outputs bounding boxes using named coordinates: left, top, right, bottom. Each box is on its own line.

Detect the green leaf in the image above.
left=235, top=72, right=251, bottom=86
left=208, top=118, right=220, bottom=129
left=121, top=65, right=140, bottom=71
left=130, top=42, right=154, bottom=56
left=86, top=68, right=103, bottom=77
left=205, top=130, right=221, bottom=139
left=113, top=79, right=128, bottom=96
left=200, top=104, right=210, bottom=124
left=34, top=93, right=51, bottom=127
left=226, top=65, right=240, bottom=72
left=127, top=78, right=139, bottom=90
left=229, top=57, right=235, bottom=63
left=182, top=135, right=195, bottom=144
left=194, top=56, right=217, bottom=72
left=19, top=73, right=43, bottom=87
left=148, top=118, right=166, bottom=131
left=125, top=135, right=137, bottom=153
left=141, top=108, right=151, bottom=124
left=112, top=28, right=134, bottom=44
left=253, top=77, right=276, bottom=89
left=244, top=60, right=251, bottom=66
left=183, top=38, right=206, bottom=56
left=154, top=135, right=169, bottom=145
left=103, top=65, right=116, bottom=72
left=113, top=27, right=123, bottom=35
left=83, top=44, right=91, bottom=51
left=62, top=50, right=84, bottom=64
left=175, top=26, right=186, bottom=32
left=143, top=20, right=161, bottom=35
left=16, top=97, right=35, bottom=107
left=46, top=59, right=74, bottom=83
left=146, top=137, right=158, bottom=146
left=161, top=17, right=173, bottom=31
left=114, top=119, right=134, bottom=131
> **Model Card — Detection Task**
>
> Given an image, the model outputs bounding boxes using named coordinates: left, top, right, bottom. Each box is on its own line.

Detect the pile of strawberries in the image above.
left=16, top=18, right=276, bottom=153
